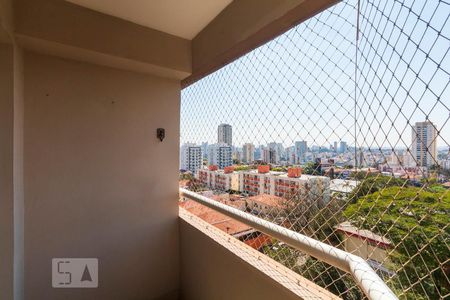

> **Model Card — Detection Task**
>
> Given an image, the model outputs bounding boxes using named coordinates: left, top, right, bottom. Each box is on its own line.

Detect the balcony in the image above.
left=179, top=188, right=397, bottom=300
left=1, top=0, right=449, bottom=299
left=179, top=206, right=340, bottom=300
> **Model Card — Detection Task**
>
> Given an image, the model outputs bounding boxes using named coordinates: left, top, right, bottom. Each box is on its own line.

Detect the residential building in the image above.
left=201, top=142, right=209, bottom=158
left=240, top=168, right=330, bottom=203
left=197, top=168, right=240, bottom=191
left=335, top=222, right=393, bottom=275
left=208, top=143, right=233, bottom=169
left=388, top=151, right=401, bottom=166
left=232, top=146, right=242, bottom=162
left=242, top=143, right=255, bottom=163
left=411, top=121, right=438, bottom=167
left=339, top=141, right=348, bottom=153
left=263, top=147, right=278, bottom=164
left=402, top=151, right=416, bottom=168
left=246, top=194, right=286, bottom=215
left=441, top=159, right=450, bottom=170
left=285, top=146, right=296, bottom=165
left=275, top=143, right=285, bottom=160
left=218, top=123, right=232, bottom=146
left=268, top=142, right=281, bottom=163
left=295, top=141, right=307, bottom=163
left=330, top=179, right=358, bottom=194
left=180, top=143, right=203, bottom=173
left=255, top=146, right=263, bottom=160
left=199, top=166, right=330, bottom=204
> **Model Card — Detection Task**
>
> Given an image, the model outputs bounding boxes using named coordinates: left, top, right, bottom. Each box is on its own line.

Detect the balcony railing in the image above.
left=180, top=188, right=397, bottom=300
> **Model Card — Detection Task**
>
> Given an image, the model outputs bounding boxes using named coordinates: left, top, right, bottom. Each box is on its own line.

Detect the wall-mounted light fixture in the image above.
left=157, top=128, right=165, bottom=142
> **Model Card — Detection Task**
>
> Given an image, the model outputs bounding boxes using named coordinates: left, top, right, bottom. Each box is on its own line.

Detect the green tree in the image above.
left=271, top=166, right=287, bottom=172
left=234, top=165, right=250, bottom=171
left=300, top=258, right=363, bottom=300
left=303, top=161, right=321, bottom=175
left=344, top=186, right=450, bottom=299
left=348, top=174, right=408, bottom=203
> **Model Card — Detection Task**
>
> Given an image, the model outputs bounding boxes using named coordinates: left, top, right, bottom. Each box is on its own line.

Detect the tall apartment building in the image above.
left=208, top=143, right=233, bottom=169
left=255, top=145, right=265, bottom=160
left=180, top=143, right=203, bottom=173
left=218, top=123, right=232, bottom=146
left=275, top=143, right=285, bottom=160
left=243, top=143, right=255, bottom=164
left=339, top=141, right=348, bottom=154
left=263, top=148, right=278, bottom=164
left=295, top=141, right=308, bottom=163
left=285, top=146, right=296, bottom=165
left=268, top=142, right=282, bottom=163
left=411, top=121, right=437, bottom=167
left=201, top=142, right=209, bottom=158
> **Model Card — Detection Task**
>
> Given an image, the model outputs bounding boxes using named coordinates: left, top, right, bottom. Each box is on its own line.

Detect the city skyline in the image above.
left=181, top=121, right=446, bottom=151
left=180, top=1, right=449, bottom=152
left=180, top=119, right=448, bottom=175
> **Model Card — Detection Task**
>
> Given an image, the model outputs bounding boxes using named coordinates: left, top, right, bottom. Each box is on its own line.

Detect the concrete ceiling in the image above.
left=65, top=0, right=232, bottom=39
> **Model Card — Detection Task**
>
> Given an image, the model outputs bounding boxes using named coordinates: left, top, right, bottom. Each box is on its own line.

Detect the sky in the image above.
left=180, top=0, right=449, bottom=150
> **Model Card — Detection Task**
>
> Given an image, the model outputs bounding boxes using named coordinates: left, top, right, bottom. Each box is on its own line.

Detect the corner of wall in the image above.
left=13, top=42, right=25, bottom=300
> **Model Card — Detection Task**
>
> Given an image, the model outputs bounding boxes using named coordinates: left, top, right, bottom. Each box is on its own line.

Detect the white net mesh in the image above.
left=180, top=0, right=450, bottom=299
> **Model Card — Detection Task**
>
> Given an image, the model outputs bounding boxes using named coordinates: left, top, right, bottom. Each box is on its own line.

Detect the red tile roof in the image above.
left=180, top=200, right=252, bottom=235
left=210, top=194, right=246, bottom=209
left=246, top=194, right=287, bottom=208
left=244, top=234, right=272, bottom=250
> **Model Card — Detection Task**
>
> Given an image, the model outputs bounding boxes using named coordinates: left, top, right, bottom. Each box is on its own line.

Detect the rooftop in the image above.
left=180, top=200, right=252, bottom=236
left=335, top=222, right=392, bottom=247
left=246, top=194, right=287, bottom=208
left=330, top=179, right=359, bottom=193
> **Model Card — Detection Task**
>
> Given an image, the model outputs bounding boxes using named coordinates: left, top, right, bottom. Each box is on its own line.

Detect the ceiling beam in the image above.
left=14, top=0, right=192, bottom=79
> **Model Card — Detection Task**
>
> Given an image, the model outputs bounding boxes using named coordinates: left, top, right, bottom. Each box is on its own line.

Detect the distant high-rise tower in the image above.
left=339, top=141, right=347, bottom=154
left=263, top=148, right=277, bottom=164
left=268, top=142, right=281, bottom=164
left=355, top=148, right=365, bottom=168
left=218, top=124, right=232, bottom=146
left=285, top=146, right=296, bottom=165
left=411, top=121, right=437, bottom=167
left=295, top=141, right=307, bottom=163
left=180, top=143, right=203, bottom=173
left=208, top=143, right=232, bottom=169
left=242, top=143, right=255, bottom=164
left=201, top=142, right=209, bottom=159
